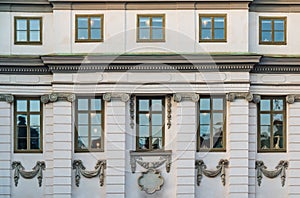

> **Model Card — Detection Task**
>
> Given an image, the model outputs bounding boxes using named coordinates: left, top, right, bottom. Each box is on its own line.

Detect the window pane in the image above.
left=139, top=100, right=149, bottom=111
left=260, top=99, right=270, bottom=111
left=152, top=126, right=162, bottom=137
left=91, top=29, right=101, bottom=40
left=214, top=17, right=224, bottom=28
left=213, top=113, right=223, bottom=126
left=91, top=99, right=101, bottom=110
left=78, top=126, right=88, bottom=137
left=17, top=100, right=27, bottom=112
left=90, top=17, right=101, bottom=28
left=91, top=113, right=101, bottom=124
left=29, top=31, right=40, bottom=42
left=273, top=115, right=283, bottom=149
left=200, top=125, right=210, bottom=148
left=213, top=98, right=223, bottom=110
left=139, top=137, right=149, bottom=150
left=274, top=32, right=284, bottom=42
left=273, top=99, right=284, bottom=111
left=152, top=137, right=162, bottom=149
left=151, top=100, right=162, bottom=111
left=16, top=19, right=27, bottom=30
left=91, top=126, right=101, bottom=136
left=17, top=31, right=27, bottom=42
left=152, top=17, right=163, bottom=28
left=17, top=126, right=27, bottom=138
left=77, top=29, right=88, bottom=40
left=139, top=17, right=150, bottom=28
left=201, top=17, right=212, bottom=28
left=78, top=113, right=88, bottom=124
left=78, top=99, right=88, bottom=110
left=139, top=114, right=150, bottom=125
left=261, top=20, right=272, bottom=31
left=214, top=29, right=224, bottom=40
left=77, top=17, right=88, bottom=28
left=29, top=19, right=40, bottom=31
left=201, top=29, right=212, bottom=40
left=274, top=20, right=284, bottom=31
left=78, top=137, right=88, bottom=149
left=17, top=114, right=27, bottom=126
left=200, top=113, right=210, bottom=124
left=139, top=126, right=149, bottom=137
left=152, top=114, right=162, bottom=125
left=139, top=28, right=150, bottom=40
left=213, top=128, right=223, bottom=149
left=262, top=31, right=272, bottom=42
left=260, top=114, right=270, bottom=125
left=91, top=137, right=101, bottom=149
left=261, top=126, right=270, bottom=149
left=18, top=138, right=27, bottom=149
left=152, top=28, right=163, bottom=40
left=30, top=130, right=40, bottom=149
left=30, top=115, right=40, bottom=127
left=30, top=100, right=40, bottom=112
left=200, top=98, right=210, bottom=110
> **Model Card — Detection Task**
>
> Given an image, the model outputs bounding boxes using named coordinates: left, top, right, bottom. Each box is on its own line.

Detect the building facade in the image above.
left=0, top=0, right=300, bottom=197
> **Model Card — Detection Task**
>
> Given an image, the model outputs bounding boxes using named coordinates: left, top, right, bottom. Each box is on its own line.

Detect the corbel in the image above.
left=173, top=93, right=199, bottom=103
left=103, top=92, right=130, bottom=102
left=286, top=94, right=300, bottom=104
left=41, top=93, right=76, bottom=104
left=0, top=94, right=14, bottom=103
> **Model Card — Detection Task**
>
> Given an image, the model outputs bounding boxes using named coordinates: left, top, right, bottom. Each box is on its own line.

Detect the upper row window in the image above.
left=13, top=15, right=287, bottom=46
left=14, top=17, right=42, bottom=45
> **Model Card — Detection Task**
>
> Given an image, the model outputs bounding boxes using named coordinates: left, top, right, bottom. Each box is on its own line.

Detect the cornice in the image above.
left=250, top=0, right=300, bottom=12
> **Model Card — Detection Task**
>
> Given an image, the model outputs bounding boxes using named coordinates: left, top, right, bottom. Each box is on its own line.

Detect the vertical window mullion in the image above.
left=270, top=99, right=273, bottom=149
left=88, top=17, right=91, bottom=40
left=211, top=17, right=215, bottom=39
left=150, top=17, right=153, bottom=40
left=27, top=99, right=30, bottom=150
left=88, top=99, right=91, bottom=150
left=27, top=19, right=30, bottom=43
left=149, top=100, right=152, bottom=150
left=210, top=98, right=213, bottom=148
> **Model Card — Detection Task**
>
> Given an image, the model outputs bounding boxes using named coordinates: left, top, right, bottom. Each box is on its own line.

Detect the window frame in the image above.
left=136, top=14, right=166, bottom=43
left=14, top=97, right=43, bottom=153
left=199, top=14, right=227, bottom=43
left=259, top=16, right=287, bottom=45
left=14, top=17, right=43, bottom=45
left=136, top=96, right=165, bottom=151
left=75, top=96, right=105, bottom=152
left=197, top=95, right=226, bottom=152
left=75, top=14, right=104, bottom=43
left=257, top=96, right=286, bottom=153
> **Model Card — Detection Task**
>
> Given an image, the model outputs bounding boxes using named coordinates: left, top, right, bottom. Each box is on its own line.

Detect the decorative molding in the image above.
left=103, top=92, right=130, bottom=102
left=12, top=161, right=46, bottom=187
left=130, top=151, right=172, bottom=174
left=255, top=160, right=288, bottom=187
left=226, top=92, right=253, bottom=102
left=72, top=160, right=106, bottom=187
left=173, top=93, right=199, bottom=102
left=252, top=94, right=261, bottom=104
left=138, top=169, right=164, bottom=194
left=130, top=95, right=135, bottom=129
left=0, top=94, right=14, bottom=103
left=167, top=95, right=172, bottom=129
left=41, top=93, right=76, bottom=104
left=195, top=159, right=229, bottom=186
left=286, top=94, right=300, bottom=104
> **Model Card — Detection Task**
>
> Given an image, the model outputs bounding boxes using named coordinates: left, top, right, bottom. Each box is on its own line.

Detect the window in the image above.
left=14, top=17, right=42, bottom=45
left=258, top=97, right=286, bottom=152
left=198, top=96, right=226, bottom=151
left=259, top=17, right=286, bottom=45
left=199, top=14, right=226, bottom=42
left=137, top=14, right=165, bottom=42
left=75, top=15, right=104, bottom=42
left=136, top=97, right=165, bottom=151
left=75, top=97, right=104, bottom=152
left=14, top=98, right=42, bottom=152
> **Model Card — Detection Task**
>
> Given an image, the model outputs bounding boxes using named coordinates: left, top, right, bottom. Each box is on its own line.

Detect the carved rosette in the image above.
left=255, top=160, right=288, bottom=187
left=167, top=95, right=172, bottom=129
left=41, top=93, right=76, bottom=104
left=173, top=93, right=199, bottom=102
left=103, top=92, right=130, bottom=102
left=72, top=160, right=106, bottom=187
left=252, top=94, right=261, bottom=104
left=195, top=159, right=229, bottom=186
left=0, top=94, right=14, bottom=103
left=226, top=92, right=253, bottom=102
left=12, top=161, right=46, bottom=187
left=138, top=169, right=164, bottom=194
left=285, top=94, right=300, bottom=104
